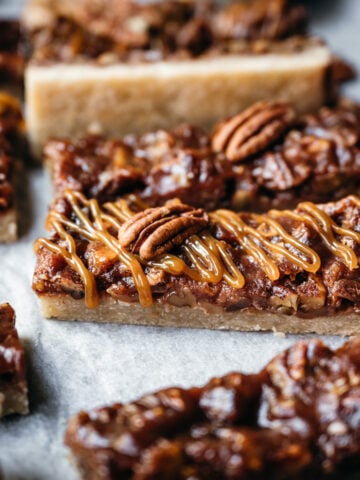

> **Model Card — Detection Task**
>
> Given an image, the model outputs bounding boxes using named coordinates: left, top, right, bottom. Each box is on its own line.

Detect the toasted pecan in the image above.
left=211, top=101, right=295, bottom=162
left=118, top=200, right=209, bottom=261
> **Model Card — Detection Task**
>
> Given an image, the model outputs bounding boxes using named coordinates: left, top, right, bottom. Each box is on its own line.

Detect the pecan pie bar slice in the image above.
left=33, top=192, right=360, bottom=334
left=0, top=303, right=29, bottom=418
left=0, top=20, right=25, bottom=93
left=23, top=0, right=333, bottom=156
left=45, top=99, right=360, bottom=213
left=0, top=92, right=23, bottom=242
left=65, top=337, right=360, bottom=479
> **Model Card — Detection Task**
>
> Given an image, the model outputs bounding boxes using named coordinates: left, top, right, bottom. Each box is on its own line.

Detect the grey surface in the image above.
left=0, top=1, right=360, bottom=479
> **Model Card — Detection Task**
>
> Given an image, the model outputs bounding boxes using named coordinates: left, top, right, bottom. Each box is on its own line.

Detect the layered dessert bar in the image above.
left=23, top=0, right=334, bottom=156
left=65, top=337, right=360, bottom=479
left=33, top=191, right=360, bottom=334
left=0, top=92, right=24, bottom=242
left=45, top=99, right=360, bottom=212
left=0, top=303, right=29, bottom=418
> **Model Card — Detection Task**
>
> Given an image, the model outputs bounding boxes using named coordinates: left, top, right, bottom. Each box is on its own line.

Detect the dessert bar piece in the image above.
left=45, top=100, right=360, bottom=212
left=0, top=92, right=23, bottom=242
left=0, top=20, right=24, bottom=93
left=33, top=192, right=360, bottom=334
left=65, top=337, right=360, bottom=479
left=0, top=303, right=28, bottom=417
left=23, top=0, right=333, bottom=156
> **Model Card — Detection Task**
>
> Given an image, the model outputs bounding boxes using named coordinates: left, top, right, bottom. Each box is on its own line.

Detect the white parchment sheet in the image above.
left=0, top=1, right=360, bottom=478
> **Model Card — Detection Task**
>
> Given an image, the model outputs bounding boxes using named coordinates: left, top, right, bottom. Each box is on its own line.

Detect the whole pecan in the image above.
left=211, top=101, right=295, bottom=162
left=118, top=200, right=209, bottom=261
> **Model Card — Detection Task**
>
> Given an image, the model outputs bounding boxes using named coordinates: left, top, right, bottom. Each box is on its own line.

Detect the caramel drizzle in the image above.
left=37, top=192, right=153, bottom=308
left=35, top=191, right=360, bottom=308
left=36, top=223, right=99, bottom=308
left=148, top=232, right=245, bottom=288
left=270, top=200, right=360, bottom=270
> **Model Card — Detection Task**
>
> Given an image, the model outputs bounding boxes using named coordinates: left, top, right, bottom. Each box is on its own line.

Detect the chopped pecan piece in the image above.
left=118, top=201, right=209, bottom=261
left=331, top=56, right=356, bottom=84
left=211, top=101, right=295, bottom=162
left=46, top=101, right=360, bottom=214
left=252, top=148, right=312, bottom=191
left=213, top=0, right=307, bottom=41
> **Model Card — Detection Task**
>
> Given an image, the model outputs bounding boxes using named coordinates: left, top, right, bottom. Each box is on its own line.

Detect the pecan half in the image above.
left=118, top=201, right=209, bottom=261
left=211, top=101, right=295, bottom=162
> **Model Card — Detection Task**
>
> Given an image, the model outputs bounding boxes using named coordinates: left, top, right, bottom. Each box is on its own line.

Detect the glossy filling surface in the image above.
left=65, top=337, right=360, bottom=479
left=46, top=100, right=360, bottom=213
left=26, top=0, right=308, bottom=64
left=33, top=192, right=360, bottom=317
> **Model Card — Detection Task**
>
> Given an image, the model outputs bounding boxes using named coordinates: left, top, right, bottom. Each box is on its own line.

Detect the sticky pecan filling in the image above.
left=0, top=20, right=24, bottom=85
left=26, top=0, right=308, bottom=64
left=33, top=192, right=360, bottom=317
left=65, top=337, right=360, bottom=479
left=46, top=100, right=360, bottom=213
left=0, top=92, right=23, bottom=213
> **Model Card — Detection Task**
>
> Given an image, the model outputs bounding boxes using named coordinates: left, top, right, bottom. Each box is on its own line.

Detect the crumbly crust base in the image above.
left=0, top=208, right=17, bottom=243
left=26, top=45, right=331, bottom=157
left=38, top=294, right=360, bottom=335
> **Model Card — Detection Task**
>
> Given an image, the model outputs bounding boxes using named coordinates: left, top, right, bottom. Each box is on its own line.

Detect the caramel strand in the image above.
left=201, top=231, right=245, bottom=288
left=147, top=234, right=232, bottom=285
left=69, top=192, right=153, bottom=307
left=46, top=192, right=153, bottom=307
left=182, top=235, right=224, bottom=283
left=211, top=210, right=280, bottom=281
left=271, top=202, right=360, bottom=270
left=35, top=224, right=99, bottom=308
left=251, top=213, right=321, bottom=272
left=299, top=202, right=358, bottom=269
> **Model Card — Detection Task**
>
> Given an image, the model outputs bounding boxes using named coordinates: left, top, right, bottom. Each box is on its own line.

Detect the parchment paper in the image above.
left=0, top=1, right=360, bottom=478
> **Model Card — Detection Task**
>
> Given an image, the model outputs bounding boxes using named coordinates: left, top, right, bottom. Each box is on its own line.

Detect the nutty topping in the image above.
left=0, top=21, right=24, bottom=85
left=118, top=200, right=209, bottom=261
left=34, top=191, right=360, bottom=311
left=0, top=91, right=24, bottom=217
left=26, top=0, right=309, bottom=63
left=211, top=101, right=295, bottom=162
left=65, top=338, right=360, bottom=479
left=213, top=0, right=307, bottom=41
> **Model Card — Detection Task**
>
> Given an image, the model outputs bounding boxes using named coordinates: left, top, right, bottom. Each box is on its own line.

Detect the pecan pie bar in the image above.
left=65, top=337, right=360, bottom=479
left=45, top=99, right=360, bottom=213
left=0, top=92, right=23, bottom=242
left=33, top=192, right=360, bottom=334
left=0, top=20, right=24, bottom=93
left=0, top=303, right=29, bottom=418
left=23, top=0, right=333, bottom=156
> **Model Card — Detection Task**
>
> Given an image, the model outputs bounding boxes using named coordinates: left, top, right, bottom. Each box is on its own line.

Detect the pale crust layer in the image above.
left=0, top=209, right=17, bottom=243
left=38, top=294, right=360, bottom=335
left=26, top=45, right=331, bottom=157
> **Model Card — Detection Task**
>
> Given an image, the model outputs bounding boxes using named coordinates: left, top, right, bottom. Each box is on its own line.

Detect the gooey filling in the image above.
left=35, top=191, right=360, bottom=308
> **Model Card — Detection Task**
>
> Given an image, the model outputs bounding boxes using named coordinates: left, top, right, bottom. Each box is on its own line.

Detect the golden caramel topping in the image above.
left=270, top=200, right=360, bottom=271
left=35, top=192, right=360, bottom=308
